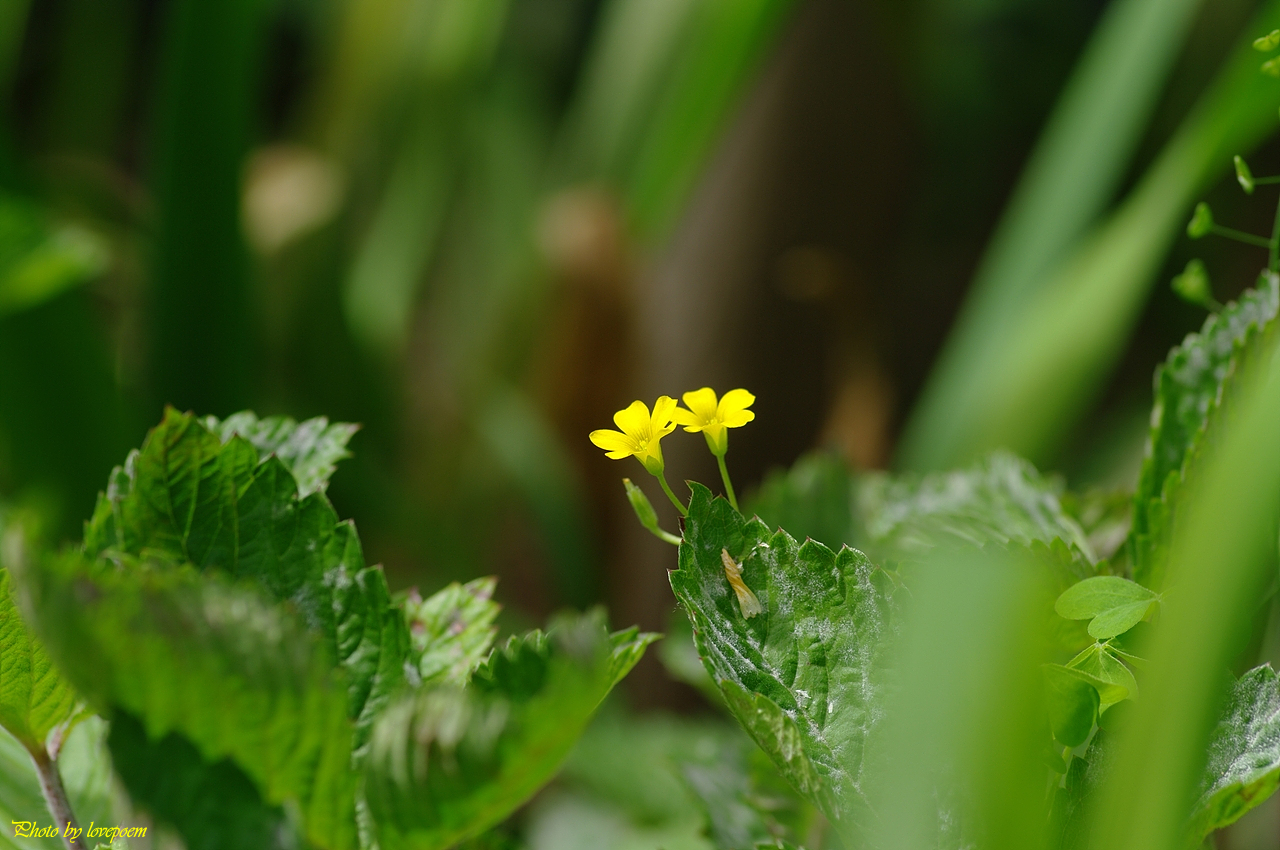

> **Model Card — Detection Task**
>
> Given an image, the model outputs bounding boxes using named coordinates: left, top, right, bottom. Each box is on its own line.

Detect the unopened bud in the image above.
left=1255, top=30, right=1280, bottom=52
left=1171, top=259, right=1214, bottom=309
left=1186, top=203, right=1214, bottom=239
left=1235, top=156, right=1256, bottom=194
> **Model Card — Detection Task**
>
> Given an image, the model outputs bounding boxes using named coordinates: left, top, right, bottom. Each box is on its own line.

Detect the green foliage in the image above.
left=18, top=548, right=358, bottom=849
left=3, top=408, right=651, bottom=850
left=1191, top=664, right=1280, bottom=837
left=83, top=408, right=410, bottom=741
left=1054, top=576, right=1159, bottom=639
left=1130, top=271, right=1280, bottom=588
left=0, top=568, right=79, bottom=752
left=402, top=576, right=501, bottom=688
left=671, top=483, right=892, bottom=843
left=203, top=411, right=359, bottom=498
left=364, top=614, right=655, bottom=850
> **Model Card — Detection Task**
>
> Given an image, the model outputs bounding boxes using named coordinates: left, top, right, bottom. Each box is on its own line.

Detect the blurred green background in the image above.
left=2, top=0, right=1278, bottom=712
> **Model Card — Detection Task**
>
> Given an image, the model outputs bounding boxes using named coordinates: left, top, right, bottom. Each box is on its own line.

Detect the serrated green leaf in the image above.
left=365, top=612, right=655, bottom=850
left=748, top=451, right=863, bottom=551
left=83, top=408, right=409, bottom=741
left=858, top=451, right=1095, bottom=565
left=17, top=549, right=357, bottom=850
left=0, top=568, right=80, bottom=751
left=1131, top=272, right=1280, bottom=588
left=402, top=577, right=499, bottom=688
left=1191, top=664, right=1280, bottom=837
left=670, top=484, right=891, bottom=843
left=1056, top=575, right=1159, bottom=639
left=1045, top=664, right=1100, bottom=748
left=203, top=411, right=359, bottom=497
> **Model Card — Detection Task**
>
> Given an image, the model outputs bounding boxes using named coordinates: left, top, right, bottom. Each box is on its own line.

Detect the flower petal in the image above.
left=671, top=407, right=703, bottom=430
left=651, top=395, right=678, bottom=430
left=681, top=387, right=719, bottom=423
left=721, top=409, right=755, bottom=428
left=590, top=429, right=638, bottom=458
left=717, top=388, right=755, bottom=419
left=613, top=400, right=651, bottom=437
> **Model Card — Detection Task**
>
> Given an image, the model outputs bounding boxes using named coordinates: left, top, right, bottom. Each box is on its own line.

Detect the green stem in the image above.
left=651, top=527, right=682, bottom=546
left=29, top=745, right=78, bottom=850
left=716, top=453, right=739, bottom=511
left=1255, top=175, right=1280, bottom=185
left=657, top=472, right=688, bottom=516
left=1210, top=224, right=1272, bottom=249
left=1270, top=191, right=1280, bottom=273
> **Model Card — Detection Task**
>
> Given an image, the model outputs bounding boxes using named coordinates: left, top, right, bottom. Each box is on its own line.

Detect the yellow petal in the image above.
left=671, top=407, right=703, bottom=430
left=589, top=429, right=637, bottom=459
left=651, top=395, right=678, bottom=430
left=717, top=389, right=755, bottom=420
left=681, top=387, right=719, bottom=423
left=721, top=408, right=755, bottom=429
left=612, top=400, right=651, bottom=438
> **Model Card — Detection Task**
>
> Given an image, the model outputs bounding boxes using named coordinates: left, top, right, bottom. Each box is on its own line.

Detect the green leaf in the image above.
left=204, top=411, right=359, bottom=497
left=84, top=408, right=410, bottom=740
left=1066, top=643, right=1138, bottom=707
left=1131, top=272, right=1280, bottom=588
left=859, top=451, right=1095, bottom=565
left=747, top=451, right=863, bottom=552
left=670, top=483, right=891, bottom=843
left=0, top=568, right=80, bottom=751
left=17, top=549, right=358, bottom=850
left=1191, top=664, right=1280, bottom=837
left=108, top=711, right=289, bottom=850
left=364, top=612, right=656, bottom=850
left=0, top=194, right=107, bottom=320
left=402, top=577, right=500, bottom=688
left=1045, top=664, right=1100, bottom=748
left=1055, top=576, right=1159, bottom=639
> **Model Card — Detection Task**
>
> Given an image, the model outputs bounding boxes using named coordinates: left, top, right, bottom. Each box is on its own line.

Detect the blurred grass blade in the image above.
left=0, top=0, right=29, bottom=105
left=901, top=0, right=1280, bottom=469
left=921, top=0, right=1205, bottom=362
left=1089, top=332, right=1280, bottom=850
left=149, top=0, right=266, bottom=413
left=343, top=121, right=455, bottom=355
left=476, top=386, right=597, bottom=608
left=557, top=0, right=796, bottom=241
left=869, top=547, right=1052, bottom=850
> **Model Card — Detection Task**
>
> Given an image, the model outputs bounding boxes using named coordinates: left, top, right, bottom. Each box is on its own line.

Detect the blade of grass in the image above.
left=900, top=0, right=1280, bottom=469
left=869, top=547, right=1053, bottom=850
left=149, top=0, right=267, bottom=414
left=1089, top=331, right=1280, bottom=850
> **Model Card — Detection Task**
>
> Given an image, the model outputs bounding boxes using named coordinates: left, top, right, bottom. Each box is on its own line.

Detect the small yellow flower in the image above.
left=589, top=396, right=678, bottom=476
left=672, top=388, right=755, bottom=456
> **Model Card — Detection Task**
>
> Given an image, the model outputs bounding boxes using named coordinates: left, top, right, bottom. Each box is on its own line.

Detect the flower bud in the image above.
left=1171, top=259, right=1213, bottom=309
left=624, top=479, right=662, bottom=534
left=1235, top=156, right=1256, bottom=195
left=1186, top=203, right=1214, bottom=239
left=1255, top=30, right=1280, bottom=52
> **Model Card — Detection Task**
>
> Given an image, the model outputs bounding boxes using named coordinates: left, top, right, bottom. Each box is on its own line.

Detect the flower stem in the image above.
left=716, top=454, right=739, bottom=511
left=1270, top=190, right=1280, bottom=273
left=1210, top=224, right=1272, bottom=249
left=656, top=472, right=688, bottom=516
left=28, top=744, right=78, bottom=850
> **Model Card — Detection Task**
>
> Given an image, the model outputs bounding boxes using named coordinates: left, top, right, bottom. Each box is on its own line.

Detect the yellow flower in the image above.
left=589, top=396, right=678, bottom=475
left=672, top=388, right=755, bottom=456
